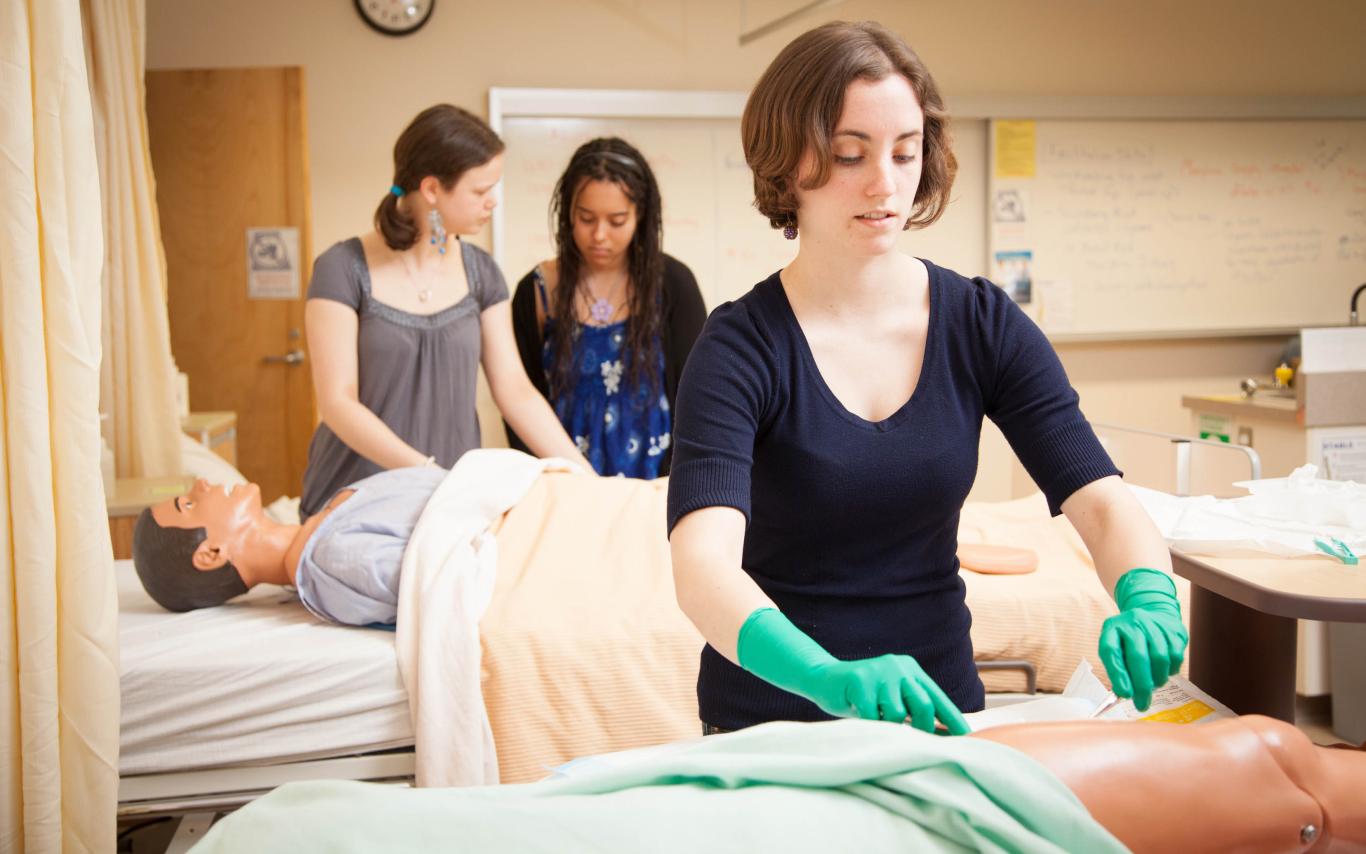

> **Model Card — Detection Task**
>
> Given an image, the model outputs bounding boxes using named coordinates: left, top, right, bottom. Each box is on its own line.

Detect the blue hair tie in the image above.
left=390, top=184, right=404, bottom=197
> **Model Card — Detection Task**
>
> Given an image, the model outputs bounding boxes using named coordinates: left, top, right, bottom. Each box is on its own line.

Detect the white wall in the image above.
left=145, top=0, right=1362, bottom=498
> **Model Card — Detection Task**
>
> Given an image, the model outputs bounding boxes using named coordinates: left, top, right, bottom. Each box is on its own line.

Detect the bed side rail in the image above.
left=1091, top=422, right=1261, bottom=496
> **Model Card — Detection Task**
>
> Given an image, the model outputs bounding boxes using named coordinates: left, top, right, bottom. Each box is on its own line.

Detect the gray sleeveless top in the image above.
left=299, top=237, right=508, bottom=518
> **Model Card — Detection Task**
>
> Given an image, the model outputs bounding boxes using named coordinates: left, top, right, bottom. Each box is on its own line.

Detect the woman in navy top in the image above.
left=667, top=22, right=1187, bottom=735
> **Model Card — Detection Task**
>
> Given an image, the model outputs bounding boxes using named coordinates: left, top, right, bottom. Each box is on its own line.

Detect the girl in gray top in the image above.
left=301, top=104, right=590, bottom=518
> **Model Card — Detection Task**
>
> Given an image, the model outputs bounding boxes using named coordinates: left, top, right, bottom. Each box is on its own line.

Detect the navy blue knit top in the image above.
left=666, top=260, right=1119, bottom=730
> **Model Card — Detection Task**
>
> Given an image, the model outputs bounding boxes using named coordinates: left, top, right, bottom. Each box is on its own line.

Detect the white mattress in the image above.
left=117, top=559, right=412, bottom=775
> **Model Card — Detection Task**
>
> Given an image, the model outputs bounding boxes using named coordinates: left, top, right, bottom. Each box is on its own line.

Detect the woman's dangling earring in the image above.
left=428, top=209, right=447, bottom=255
left=782, top=216, right=798, bottom=240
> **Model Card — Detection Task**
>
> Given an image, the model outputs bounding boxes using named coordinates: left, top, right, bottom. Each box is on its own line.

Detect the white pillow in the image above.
left=179, top=433, right=248, bottom=486
left=264, top=495, right=301, bottom=525
left=178, top=434, right=301, bottom=524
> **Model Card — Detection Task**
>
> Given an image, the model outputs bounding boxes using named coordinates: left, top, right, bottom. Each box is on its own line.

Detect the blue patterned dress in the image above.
left=535, top=271, right=671, bottom=478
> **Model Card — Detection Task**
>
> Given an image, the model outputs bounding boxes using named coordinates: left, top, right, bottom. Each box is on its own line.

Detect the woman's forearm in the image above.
left=319, top=396, right=430, bottom=470
left=497, top=383, right=592, bottom=469
left=670, top=507, right=775, bottom=663
left=1088, top=504, right=1172, bottom=596
left=1063, top=475, right=1172, bottom=596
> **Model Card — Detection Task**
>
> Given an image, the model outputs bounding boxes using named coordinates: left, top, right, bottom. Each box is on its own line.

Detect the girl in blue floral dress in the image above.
left=508, top=137, right=706, bottom=478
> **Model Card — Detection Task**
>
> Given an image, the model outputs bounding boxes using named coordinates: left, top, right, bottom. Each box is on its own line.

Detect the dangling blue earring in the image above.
left=428, top=209, right=447, bottom=255
left=783, top=217, right=798, bottom=240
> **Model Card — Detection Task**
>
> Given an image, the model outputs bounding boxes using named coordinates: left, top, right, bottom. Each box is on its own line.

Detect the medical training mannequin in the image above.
left=133, top=476, right=1363, bottom=850
left=668, top=20, right=1185, bottom=737
left=132, top=470, right=446, bottom=624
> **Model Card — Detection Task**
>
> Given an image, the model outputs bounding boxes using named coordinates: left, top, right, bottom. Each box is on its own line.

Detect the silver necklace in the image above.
left=398, top=247, right=441, bottom=303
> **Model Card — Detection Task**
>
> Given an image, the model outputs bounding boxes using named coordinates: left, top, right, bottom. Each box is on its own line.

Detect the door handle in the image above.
left=262, top=348, right=306, bottom=366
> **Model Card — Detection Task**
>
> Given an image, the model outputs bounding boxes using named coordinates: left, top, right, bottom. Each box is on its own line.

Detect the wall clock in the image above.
left=354, top=0, right=435, bottom=37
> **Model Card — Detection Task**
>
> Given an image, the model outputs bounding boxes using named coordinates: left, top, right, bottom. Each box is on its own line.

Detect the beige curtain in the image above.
left=84, top=0, right=183, bottom=479
left=0, top=1, right=122, bottom=852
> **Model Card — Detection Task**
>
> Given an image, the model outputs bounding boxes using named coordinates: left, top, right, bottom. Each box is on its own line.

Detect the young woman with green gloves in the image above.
left=667, top=22, right=1185, bottom=735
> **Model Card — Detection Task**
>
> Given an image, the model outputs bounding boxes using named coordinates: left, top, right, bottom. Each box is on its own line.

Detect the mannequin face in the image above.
left=150, top=479, right=264, bottom=570
left=422, top=153, right=504, bottom=236
left=571, top=178, right=638, bottom=273
left=792, top=74, right=924, bottom=256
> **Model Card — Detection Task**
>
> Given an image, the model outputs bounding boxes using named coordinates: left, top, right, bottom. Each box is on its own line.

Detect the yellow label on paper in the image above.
left=1140, top=700, right=1216, bottom=725
left=994, top=121, right=1037, bottom=178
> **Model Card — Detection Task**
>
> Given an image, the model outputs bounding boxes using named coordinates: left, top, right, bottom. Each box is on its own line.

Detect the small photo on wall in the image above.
left=992, top=188, right=1027, bottom=223
left=993, top=249, right=1033, bottom=304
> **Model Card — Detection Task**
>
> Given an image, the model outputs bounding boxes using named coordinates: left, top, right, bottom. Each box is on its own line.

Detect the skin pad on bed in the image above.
left=957, top=544, right=1039, bottom=575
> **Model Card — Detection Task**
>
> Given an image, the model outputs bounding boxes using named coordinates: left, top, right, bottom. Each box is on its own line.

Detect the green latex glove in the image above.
left=1099, top=568, right=1188, bottom=713
left=736, top=607, right=971, bottom=735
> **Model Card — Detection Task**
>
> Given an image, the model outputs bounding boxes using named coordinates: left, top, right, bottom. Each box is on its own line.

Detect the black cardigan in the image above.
left=504, top=254, right=707, bottom=474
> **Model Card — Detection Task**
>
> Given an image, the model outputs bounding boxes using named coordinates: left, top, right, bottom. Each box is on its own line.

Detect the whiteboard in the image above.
left=989, top=119, right=1366, bottom=338
left=492, top=90, right=987, bottom=309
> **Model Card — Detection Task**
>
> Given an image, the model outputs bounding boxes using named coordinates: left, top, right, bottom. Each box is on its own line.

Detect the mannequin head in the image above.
left=132, top=479, right=278, bottom=612
left=132, top=510, right=247, bottom=611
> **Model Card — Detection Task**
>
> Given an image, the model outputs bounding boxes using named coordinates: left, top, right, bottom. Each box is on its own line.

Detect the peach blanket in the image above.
left=451, top=471, right=1187, bottom=784
left=482, top=471, right=702, bottom=783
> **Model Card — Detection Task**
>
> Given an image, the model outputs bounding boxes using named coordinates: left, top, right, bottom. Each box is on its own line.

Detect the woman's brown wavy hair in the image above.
left=741, top=21, right=956, bottom=232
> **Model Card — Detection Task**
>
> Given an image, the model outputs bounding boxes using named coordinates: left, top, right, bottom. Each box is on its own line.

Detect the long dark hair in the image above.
left=547, top=137, right=665, bottom=402
left=374, top=104, right=504, bottom=250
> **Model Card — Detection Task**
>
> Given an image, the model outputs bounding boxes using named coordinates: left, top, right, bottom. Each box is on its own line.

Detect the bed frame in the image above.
left=119, top=749, right=415, bottom=851
left=1092, top=421, right=1263, bottom=492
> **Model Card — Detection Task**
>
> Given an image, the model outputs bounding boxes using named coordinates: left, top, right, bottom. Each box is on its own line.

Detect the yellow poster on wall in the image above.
left=994, top=120, right=1037, bottom=178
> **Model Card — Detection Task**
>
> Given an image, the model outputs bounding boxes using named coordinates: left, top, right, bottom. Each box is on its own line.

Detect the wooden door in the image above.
left=146, top=67, right=314, bottom=503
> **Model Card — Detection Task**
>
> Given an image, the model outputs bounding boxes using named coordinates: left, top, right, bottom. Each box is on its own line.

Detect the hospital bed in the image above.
left=116, top=561, right=416, bottom=852
left=118, top=426, right=1259, bottom=850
